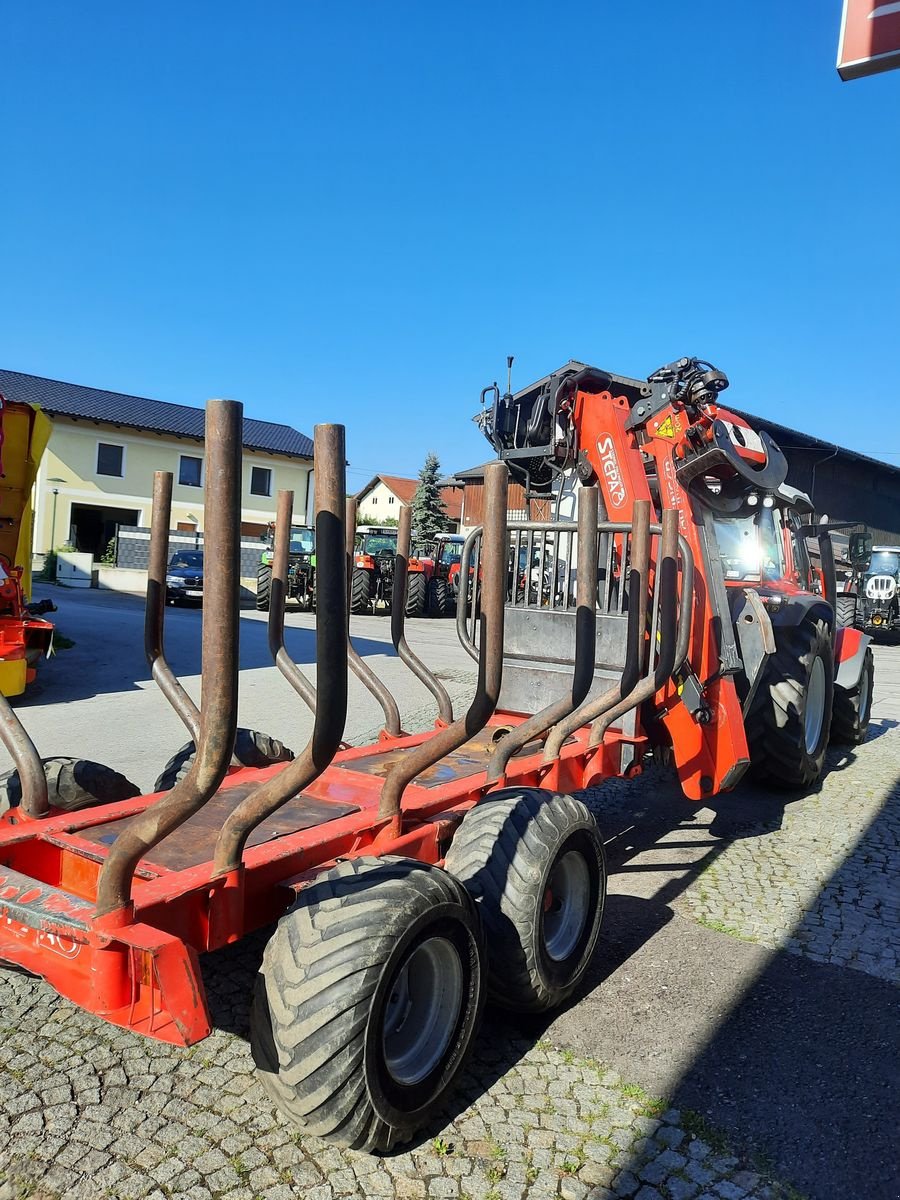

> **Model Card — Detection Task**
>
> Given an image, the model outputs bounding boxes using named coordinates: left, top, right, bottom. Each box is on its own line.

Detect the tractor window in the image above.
left=289, top=528, right=315, bottom=554
left=868, top=551, right=900, bottom=576
left=360, top=534, right=397, bottom=555
left=440, top=543, right=462, bottom=566
left=712, top=508, right=785, bottom=582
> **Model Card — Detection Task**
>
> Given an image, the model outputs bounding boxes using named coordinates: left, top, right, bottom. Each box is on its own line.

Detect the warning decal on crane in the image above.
left=655, top=416, right=677, bottom=439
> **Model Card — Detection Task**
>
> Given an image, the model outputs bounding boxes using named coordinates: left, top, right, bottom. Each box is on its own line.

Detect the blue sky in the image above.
left=2, top=2, right=898, bottom=490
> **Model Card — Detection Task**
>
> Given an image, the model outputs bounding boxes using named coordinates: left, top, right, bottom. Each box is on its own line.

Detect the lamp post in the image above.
left=48, top=477, right=67, bottom=552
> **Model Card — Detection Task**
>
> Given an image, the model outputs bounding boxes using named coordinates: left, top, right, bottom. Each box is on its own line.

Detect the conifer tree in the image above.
left=411, top=452, right=447, bottom=542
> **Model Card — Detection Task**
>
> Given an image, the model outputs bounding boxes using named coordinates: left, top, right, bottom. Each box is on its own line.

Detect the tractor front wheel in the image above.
left=836, top=594, right=858, bottom=629
left=745, top=617, right=834, bottom=790
left=427, top=577, right=453, bottom=618
left=831, top=646, right=874, bottom=746
left=444, top=789, right=606, bottom=1013
left=251, top=857, right=485, bottom=1152
left=256, top=564, right=272, bottom=612
left=406, top=571, right=427, bottom=618
left=350, top=568, right=372, bottom=614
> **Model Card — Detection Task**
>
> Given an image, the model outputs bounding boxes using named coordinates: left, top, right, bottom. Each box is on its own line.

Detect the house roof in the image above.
left=355, top=473, right=463, bottom=522
left=0, top=368, right=314, bottom=460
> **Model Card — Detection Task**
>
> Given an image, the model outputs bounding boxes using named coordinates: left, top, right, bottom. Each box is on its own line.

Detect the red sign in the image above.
left=838, top=0, right=900, bottom=79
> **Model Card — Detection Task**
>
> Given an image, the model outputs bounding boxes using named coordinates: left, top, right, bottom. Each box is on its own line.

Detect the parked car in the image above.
left=165, top=550, right=204, bottom=605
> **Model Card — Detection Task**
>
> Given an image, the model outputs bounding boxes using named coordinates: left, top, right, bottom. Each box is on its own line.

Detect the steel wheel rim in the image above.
left=805, top=655, right=827, bottom=753
left=858, top=663, right=872, bottom=724
left=543, top=850, right=591, bottom=962
left=382, top=936, right=463, bottom=1087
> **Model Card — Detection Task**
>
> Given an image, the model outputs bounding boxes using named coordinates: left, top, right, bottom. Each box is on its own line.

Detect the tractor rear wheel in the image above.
left=406, top=571, right=427, bottom=618
left=256, top=564, right=272, bottom=612
left=836, top=594, right=858, bottom=629
left=745, top=617, right=834, bottom=790
left=831, top=645, right=874, bottom=746
left=250, top=856, right=485, bottom=1152
left=427, top=577, right=453, bottom=618
left=444, top=789, right=606, bottom=1013
left=153, top=727, right=294, bottom=793
left=0, top=757, right=141, bottom=816
left=350, top=568, right=372, bottom=614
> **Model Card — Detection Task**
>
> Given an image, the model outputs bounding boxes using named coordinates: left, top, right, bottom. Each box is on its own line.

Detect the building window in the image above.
left=178, top=455, right=203, bottom=487
left=96, top=442, right=125, bottom=477
left=250, top=466, right=272, bottom=497
left=388, top=495, right=395, bottom=504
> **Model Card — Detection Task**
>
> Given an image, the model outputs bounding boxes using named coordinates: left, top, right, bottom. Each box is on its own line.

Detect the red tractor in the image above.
left=418, top=532, right=467, bottom=617
left=351, top=525, right=427, bottom=615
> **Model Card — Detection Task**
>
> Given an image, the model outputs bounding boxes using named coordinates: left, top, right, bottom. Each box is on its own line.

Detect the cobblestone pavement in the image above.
left=1, top=941, right=799, bottom=1200
left=2, top=647, right=897, bottom=1200
left=677, top=647, right=900, bottom=983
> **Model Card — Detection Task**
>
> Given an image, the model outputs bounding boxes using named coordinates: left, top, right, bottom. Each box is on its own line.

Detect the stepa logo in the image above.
left=597, top=436, right=626, bottom=508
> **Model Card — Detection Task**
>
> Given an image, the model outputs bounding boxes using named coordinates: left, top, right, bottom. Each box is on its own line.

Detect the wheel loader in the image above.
left=0, top=363, right=876, bottom=1156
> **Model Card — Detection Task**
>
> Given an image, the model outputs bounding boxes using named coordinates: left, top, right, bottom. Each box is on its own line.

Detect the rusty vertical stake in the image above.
left=267, top=489, right=316, bottom=713
left=344, top=495, right=402, bottom=737
left=213, top=424, right=349, bottom=876
left=96, top=399, right=243, bottom=917
left=391, top=506, right=453, bottom=724
left=378, top=461, right=508, bottom=822
left=144, top=471, right=201, bottom=742
left=0, top=693, right=48, bottom=818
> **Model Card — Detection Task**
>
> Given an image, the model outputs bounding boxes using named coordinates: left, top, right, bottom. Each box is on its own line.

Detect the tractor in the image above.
left=256, top=522, right=315, bottom=612
left=0, top=368, right=876, bottom=1159
left=418, top=532, right=467, bottom=617
left=842, top=530, right=900, bottom=640
left=351, top=524, right=427, bottom=616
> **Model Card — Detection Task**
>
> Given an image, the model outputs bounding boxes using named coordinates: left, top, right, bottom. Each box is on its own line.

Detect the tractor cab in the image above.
left=858, top=546, right=900, bottom=636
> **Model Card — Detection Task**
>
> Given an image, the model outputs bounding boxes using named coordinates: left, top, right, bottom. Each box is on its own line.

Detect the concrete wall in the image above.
left=32, top=416, right=313, bottom=554
left=115, top=526, right=268, bottom=579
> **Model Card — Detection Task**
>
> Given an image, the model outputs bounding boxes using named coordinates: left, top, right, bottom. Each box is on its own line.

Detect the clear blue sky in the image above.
left=2, top=2, right=898, bottom=490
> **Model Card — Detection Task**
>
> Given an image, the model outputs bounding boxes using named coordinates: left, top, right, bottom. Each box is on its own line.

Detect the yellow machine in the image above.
left=0, top=394, right=55, bottom=696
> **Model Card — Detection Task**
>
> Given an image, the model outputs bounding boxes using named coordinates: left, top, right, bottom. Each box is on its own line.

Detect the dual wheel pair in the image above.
left=251, top=789, right=606, bottom=1153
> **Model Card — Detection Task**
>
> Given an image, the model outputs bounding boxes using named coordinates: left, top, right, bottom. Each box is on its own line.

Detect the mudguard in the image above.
left=834, top=626, right=872, bottom=692
left=765, top=594, right=833, bottom=630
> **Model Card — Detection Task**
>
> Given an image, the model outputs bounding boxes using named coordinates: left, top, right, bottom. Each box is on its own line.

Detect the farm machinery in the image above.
left=839, top=529, right=900, bottom=639
left=416, top=532, right=468, bottom=617
left=351, top=524, right=427, bottom=616
left=255, top=522, right=315, bottom=612
left=0, top=392, right=56, bottom=696
left=0, top=359, right=876, bottom=1155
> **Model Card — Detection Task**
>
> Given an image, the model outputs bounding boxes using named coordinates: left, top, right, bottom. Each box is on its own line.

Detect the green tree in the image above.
left=411, top=452, right=447, bottom=541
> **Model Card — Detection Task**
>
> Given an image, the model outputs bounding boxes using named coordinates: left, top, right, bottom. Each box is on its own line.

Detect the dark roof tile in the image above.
left=0, top=368, right=313, bottom=460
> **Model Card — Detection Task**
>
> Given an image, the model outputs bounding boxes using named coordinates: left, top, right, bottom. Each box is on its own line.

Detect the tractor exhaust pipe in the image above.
left=378, top=461, right=508, bottom=823
left=486, top=486, right=600, bottom=782
left=213, top=424, right=348, bottom=876
left=145, top=471, right=202, bottom=743
left=391, top=506, right=454, bottom=725
left=268, top=489, right=317, bottom=714
left=96, top=398, right=242, bottom=918
left=345, top=496, right=402, bottom=737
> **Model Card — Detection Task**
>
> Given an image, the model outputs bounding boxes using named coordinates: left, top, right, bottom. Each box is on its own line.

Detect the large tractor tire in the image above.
left=350, top=568, right=372, bottom=615
left=745, top=617, right=834, bottom=790
left=153, top=727, right=294, bottom=793
left=405, top=571, right=427, bottom=618
left=0, top=757, right=141, bottom=816
left=444, top=789, right=606, bottom=1013
left=250, top=856, right=485, bottom=1153
left=256, top=564, right=272, bottom=612
left=427, top=577, right=453, bottom=618
left=836, top=594, right=858, bottom=629
left=831, top=645, right=874, bottom=746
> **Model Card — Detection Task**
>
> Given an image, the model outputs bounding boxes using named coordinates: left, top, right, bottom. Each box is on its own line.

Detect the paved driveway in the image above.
left=1, top=587, right=898, bottom=1200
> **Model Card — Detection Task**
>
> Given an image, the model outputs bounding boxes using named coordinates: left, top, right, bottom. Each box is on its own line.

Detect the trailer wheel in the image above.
left=444, top=789, right=606, bottom=1013
left=427, top=577, right=453, bottom=618
left=745, top=617, right=834, bottom=790
left=831, top=646, right=874, bottom=746
left=406, top=572, right=427, bottom=618
left=153, top=727, right=294, bottom=792
left=251, top=856, right=484, bottom=1152
left=836, top=594, right=857, bottom=629
left=350, top=568, right=372, bottom=614
left=256, top=564, right=272, bottom=612
left=0, top=757, right=141, bottom=815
